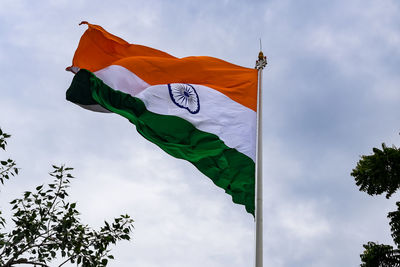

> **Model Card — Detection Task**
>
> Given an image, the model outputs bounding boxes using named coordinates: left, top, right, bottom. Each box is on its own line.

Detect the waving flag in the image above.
left=66, top=22, right=258, bottom=214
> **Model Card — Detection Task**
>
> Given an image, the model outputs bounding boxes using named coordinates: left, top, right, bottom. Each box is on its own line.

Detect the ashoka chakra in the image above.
left=168, top=83, right=200, bottom=114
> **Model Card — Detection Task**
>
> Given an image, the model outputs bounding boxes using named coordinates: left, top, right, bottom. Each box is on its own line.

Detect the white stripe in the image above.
left=95, top=65, right=150, bottom=96
left=136, top=84, right=257, bottom=161
left=77, top=103, right=110, bottom=113
left=80, top=65, right=151, bottom=113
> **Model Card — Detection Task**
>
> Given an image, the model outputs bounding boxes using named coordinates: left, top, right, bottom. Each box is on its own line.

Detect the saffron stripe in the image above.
left=69, top=22, right=258, bottom=111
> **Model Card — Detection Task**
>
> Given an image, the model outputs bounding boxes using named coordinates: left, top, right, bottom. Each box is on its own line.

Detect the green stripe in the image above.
left=66, top=69, right=255, bottom=215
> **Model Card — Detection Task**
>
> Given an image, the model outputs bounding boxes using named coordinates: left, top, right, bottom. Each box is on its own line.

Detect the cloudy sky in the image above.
left=1, top=0, right=400, bottom=266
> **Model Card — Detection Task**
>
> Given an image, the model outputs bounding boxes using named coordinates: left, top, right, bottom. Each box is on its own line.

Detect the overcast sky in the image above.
left=1, top=0, right=400, bottom=266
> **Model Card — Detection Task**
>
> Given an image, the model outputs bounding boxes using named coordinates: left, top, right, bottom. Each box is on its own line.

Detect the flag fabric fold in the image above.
left=66, top=22, right=258, bottom=215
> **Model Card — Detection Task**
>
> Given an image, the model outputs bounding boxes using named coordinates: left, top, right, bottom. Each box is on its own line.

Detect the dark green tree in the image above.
left=352, top=143, right=400, bottom=266
left=0, top=128, right=134, bottom=266
left=352, top=143, right=400, bottom=198
left=360, top=242, right=400, bottom=267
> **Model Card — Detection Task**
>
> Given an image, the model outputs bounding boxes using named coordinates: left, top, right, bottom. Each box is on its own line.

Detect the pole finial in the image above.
left=255, top=51, right=267, bottom=70
left=255, top=38, right=267, bottom=70
left=258, top=51, right=264, bottom=60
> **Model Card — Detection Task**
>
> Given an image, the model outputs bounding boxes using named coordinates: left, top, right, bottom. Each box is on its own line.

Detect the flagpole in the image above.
left=255, top=50, right=267, bottom=267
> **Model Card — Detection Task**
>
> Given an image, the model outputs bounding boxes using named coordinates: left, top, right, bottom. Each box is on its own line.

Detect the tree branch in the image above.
left=58, top=255, right=76, bottom=267
left=5, top=258, right=50, bottom=266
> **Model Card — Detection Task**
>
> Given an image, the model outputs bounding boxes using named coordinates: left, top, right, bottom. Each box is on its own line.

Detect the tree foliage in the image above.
left=389, top=202, right=400, bottom=247
left=352, top=143, right=400, bottom=266
left=0, top=128, right=18, bottom=185
left=0, top=128, right=134, bottom=266
left=360, top=242, right=400, bottom=267
left=352, top=143, right=400, bottom=198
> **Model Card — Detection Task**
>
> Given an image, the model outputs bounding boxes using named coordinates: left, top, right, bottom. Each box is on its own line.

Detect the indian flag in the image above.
left=66, top=22, right=258, bottom=215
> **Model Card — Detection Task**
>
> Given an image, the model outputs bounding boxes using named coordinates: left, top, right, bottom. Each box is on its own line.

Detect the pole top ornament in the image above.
left=255, top=51, right=267, bottom=70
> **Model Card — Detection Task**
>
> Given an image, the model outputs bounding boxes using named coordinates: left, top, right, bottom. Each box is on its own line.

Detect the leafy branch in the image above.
left=352, top=143, right=400, bottom=198
left=0, top=128, right=134, bottom=266
left=0, top=128, right=18, bottom=185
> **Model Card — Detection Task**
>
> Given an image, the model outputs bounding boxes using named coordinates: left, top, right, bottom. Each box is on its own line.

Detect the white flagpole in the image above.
left=255, top=50, right=267, bottom=267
